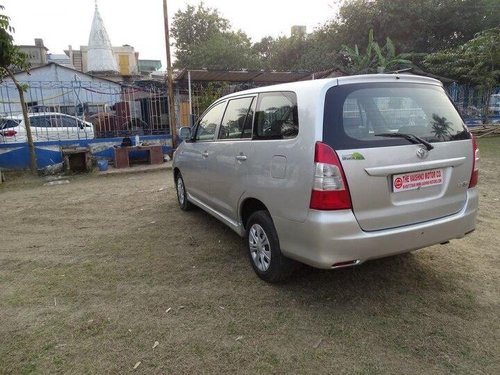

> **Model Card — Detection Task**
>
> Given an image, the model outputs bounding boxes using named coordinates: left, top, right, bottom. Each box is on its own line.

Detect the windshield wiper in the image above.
left=374, top=132, right=434, bottom=151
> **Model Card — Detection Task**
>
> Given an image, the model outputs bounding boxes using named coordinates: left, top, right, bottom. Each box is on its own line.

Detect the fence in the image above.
left=175, top=82, right=260, bottom=127
left=446, top=84, right=500, bottom=125
left=0, top=80, right=171, bottom=142
left=176, top=82, right=500, bottom=128
left=2, top=79, right=498, bottom=144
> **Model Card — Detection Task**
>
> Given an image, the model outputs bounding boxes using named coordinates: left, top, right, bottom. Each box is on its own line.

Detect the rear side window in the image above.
left=61, top=116, right=79, bottom=127
left=255, top=92, right=298, bottom=139
left=48, top=115, right=64, bottom=128
left=30, top=116, right=52, bottom=128
left=324, top=83, right=470, bottom=150
left=0, top=119, right=20, bottom=129
left=218, top=97, right=255, bottom=140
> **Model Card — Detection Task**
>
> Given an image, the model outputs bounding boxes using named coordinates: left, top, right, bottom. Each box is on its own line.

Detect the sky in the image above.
left=1, top=0, right=338, bottom=68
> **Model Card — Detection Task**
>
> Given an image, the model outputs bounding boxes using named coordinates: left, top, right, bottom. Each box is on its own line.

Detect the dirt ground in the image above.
left=0, top=138, right=499, bottom=374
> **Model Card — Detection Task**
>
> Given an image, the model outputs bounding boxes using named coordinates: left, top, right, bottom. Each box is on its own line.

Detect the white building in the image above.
left=0, top=63, right=122, bottom=115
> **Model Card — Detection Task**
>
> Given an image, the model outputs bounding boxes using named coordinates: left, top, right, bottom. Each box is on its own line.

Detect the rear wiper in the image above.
left=374, top=132, right=434, bottom=151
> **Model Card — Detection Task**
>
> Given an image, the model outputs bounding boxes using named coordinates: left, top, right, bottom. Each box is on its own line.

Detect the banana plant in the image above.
left=342, top=29, right=412, bottom=74
left=372, top=37, right=413, bottom=73
left=341, top=29, right=376, bottom=74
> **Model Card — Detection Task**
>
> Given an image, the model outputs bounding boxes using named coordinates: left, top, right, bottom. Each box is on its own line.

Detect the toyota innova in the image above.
left=173, top=74, right=479, bottom=282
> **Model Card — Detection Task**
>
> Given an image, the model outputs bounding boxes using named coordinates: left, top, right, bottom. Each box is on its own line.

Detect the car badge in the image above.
left=342, top=152, right=365, bottom=161
left=416, top=147, right=428, bottom=159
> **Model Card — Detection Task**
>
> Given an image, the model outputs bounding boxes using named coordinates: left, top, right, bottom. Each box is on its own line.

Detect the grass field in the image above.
left=0, top=138, right=498, bottom=374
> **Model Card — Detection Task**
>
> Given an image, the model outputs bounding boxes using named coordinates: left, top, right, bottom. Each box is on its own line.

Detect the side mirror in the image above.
left=179, top=126, right=192, bottom=141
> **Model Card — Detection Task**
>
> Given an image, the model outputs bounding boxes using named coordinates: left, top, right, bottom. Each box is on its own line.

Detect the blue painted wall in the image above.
left=0, top=135, right=173, bottom=170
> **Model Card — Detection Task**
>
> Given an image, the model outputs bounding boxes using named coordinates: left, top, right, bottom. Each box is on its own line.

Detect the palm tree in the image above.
left=431, top=114, right=452, bottom=140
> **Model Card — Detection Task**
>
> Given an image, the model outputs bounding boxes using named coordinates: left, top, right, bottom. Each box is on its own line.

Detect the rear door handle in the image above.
left=235, top=155, right=247, bottom=161
left=202, top=151, right=209, bottom=158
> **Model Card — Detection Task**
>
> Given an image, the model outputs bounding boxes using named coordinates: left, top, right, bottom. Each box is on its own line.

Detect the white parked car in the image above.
left=0, top=112, right=94, bottom=143
left=488, top=94, right=500, bottom=115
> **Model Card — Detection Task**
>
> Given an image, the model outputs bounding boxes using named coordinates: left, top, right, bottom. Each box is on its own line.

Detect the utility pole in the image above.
left=163, top=0, right=177, bottom=149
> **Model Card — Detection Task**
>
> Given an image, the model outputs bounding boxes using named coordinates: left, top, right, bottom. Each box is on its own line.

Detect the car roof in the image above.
left=2, top=112, right=75, bottom=120
left=218, top=74, right=443, bottom=101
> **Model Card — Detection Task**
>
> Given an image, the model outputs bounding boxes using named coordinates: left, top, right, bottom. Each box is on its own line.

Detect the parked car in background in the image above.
left=0, top=112, right=94, bottom=143
left=488, top=94, right=500, bottom=115
left=173, top=75, right=479, bottom=282
left=463, top=117, right=484, bottom=127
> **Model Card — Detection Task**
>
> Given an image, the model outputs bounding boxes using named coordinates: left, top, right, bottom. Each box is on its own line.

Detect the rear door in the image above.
left=323, top=82, right=473, bottom=231
left=30, top=115, right=54, bottom=141
left=60, top=114, right=93, bottom=140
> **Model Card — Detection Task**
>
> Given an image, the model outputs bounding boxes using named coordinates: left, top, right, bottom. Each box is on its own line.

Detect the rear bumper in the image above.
left=274, top=189, right=478, bottom=269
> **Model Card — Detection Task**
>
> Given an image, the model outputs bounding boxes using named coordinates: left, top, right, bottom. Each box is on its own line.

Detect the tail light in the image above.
left=310, top=142, right=352, bottom=210
left=468, top=135, right=479, bottom=188
left=0, top=130, right=17, bottom=137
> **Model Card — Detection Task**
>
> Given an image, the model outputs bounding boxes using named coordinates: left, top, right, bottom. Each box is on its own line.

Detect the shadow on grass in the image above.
left=176, top=205, right=462, bottom=312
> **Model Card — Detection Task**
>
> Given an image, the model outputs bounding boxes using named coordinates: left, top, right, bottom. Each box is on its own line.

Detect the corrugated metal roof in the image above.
left=12, top=63, right=122, bottom=85
left=175, top=69, right=314, bottom=84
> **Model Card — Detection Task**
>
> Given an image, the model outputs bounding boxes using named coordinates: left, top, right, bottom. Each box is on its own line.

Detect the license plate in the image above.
left=392, top=168, right=443, bottom=192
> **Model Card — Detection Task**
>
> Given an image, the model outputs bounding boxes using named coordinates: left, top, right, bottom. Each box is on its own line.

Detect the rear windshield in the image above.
left=323, top=83, right=470, bottom=150
left=0, top=119, right=20, bottom=129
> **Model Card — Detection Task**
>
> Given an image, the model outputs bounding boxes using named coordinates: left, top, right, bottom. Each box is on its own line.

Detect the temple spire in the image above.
left=87, top=1, right=118, bottom=73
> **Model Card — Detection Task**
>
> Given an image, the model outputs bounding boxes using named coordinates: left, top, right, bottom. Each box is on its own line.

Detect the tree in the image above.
left=252, top=29, right=338, bottom=72
left=332, top=0, right=498, bottom=54
left=0, top=5, right=36, bottom=173
left=252, top=36, right=276, bottom=70
left=424, top=27, right=500, bottom=117
left=294, top=27, right=340, bottom=72
left=183, top=31, right=260, bottom=70
left=192, top=81, right=228, bottom=115
left=425, top=27, right=499, bottom=86
left=265, top=35, right=307, bottom=71
left=171, top=2, right=230, bottom=68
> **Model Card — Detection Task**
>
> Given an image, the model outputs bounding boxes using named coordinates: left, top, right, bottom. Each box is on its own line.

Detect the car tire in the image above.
left=246, top=210, right=296, bottom=283
left=175, top=172, right=193, bottom=211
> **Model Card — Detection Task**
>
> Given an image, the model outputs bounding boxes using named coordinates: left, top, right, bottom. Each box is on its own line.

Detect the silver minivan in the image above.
left=173, top=75, right=479, bottom=282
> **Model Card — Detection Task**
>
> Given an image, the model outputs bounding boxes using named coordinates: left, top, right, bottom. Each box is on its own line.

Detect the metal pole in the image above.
left=188, top=70, right=192, bottom=125
left=163, top=0, right=177, bottom=149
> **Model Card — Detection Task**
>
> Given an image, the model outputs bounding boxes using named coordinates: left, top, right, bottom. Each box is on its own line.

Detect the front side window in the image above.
left=255, top=92, right=298, bottom=139
left=324, top=83, right=470, bottom=150
left=218, top=97, right=255, bottom=140
left=195, top=101, right=226, bottom=141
